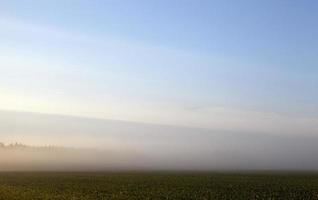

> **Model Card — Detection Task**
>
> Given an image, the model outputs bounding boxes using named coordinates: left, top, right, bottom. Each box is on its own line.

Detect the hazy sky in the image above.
left=1, top=1, right=318, bottom=133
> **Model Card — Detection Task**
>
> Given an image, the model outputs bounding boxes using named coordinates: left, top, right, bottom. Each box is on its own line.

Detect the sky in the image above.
left=0, top=1, right=318, bottom=170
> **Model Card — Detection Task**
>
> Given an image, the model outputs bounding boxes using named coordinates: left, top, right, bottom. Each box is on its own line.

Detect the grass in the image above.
left=0, top=172, right=318, bottom=199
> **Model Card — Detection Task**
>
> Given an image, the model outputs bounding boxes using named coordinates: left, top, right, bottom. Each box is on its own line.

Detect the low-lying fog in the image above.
left=0, top=110, right=318, bottom=171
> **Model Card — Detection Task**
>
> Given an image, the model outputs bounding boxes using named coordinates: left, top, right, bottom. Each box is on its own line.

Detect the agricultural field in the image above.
left=0, top=172, right=318, bottom=200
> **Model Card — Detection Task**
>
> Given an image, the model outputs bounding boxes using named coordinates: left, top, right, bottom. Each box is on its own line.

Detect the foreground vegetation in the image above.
left=0, top=172, right=318, bottom=199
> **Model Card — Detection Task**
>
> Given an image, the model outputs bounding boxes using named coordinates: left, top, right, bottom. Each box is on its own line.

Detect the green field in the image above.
left=0, top=172, right=318, bottom=200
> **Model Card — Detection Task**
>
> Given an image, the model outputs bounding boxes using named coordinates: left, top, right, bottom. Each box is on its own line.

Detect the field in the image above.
left=0, top=172, right=318, bottom=200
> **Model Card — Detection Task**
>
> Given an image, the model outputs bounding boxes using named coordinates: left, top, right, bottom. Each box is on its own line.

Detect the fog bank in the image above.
left=1, top=110, right=318, bottom=171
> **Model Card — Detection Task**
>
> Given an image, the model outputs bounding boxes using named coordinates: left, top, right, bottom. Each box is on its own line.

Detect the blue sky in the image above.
left=0, top=0, right=318, bottom=134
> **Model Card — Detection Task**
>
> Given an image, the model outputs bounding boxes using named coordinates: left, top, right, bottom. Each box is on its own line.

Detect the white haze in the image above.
left=0, top=110, right=318, bottom=171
